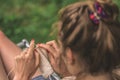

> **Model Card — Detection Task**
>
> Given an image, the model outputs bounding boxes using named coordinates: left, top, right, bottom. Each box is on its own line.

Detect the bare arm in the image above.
left=0, top=31, right=22, bottom=79
left=0, top=31, right=41, bottom=80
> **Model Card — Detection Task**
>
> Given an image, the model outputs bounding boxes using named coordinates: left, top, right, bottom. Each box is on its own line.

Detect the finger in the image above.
left=34, top=49, right=40, bottom=67
left=14, top=55, right=23, bottom=68
left=39, top=44, right=55, bottom=53
left=46, top=40, right=59, bottom=50
left=47, top=52, right=55, bottom=66
left=46, top=40, right=60, bottom=56
left=20, top=48, right=28, bottom=57
left=46, top=41, right=61, bottom=56
left=27, top=39, right=35, bottom=57
left=14, top=55, right=21, bottom=62
left=46, top=40, right=54, bottom=46
left=39, top=44, right=56, bottom=58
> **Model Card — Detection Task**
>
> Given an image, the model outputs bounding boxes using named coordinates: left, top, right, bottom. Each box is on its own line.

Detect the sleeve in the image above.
left=32, top=72, right=61, bottom=80
left=32, top=75, right=47, bottom=80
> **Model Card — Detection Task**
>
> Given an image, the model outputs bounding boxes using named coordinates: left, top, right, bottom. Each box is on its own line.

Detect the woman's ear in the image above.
left=66, top=48, right=75, bottom=65
left=65, top=48, right=83, bottom=75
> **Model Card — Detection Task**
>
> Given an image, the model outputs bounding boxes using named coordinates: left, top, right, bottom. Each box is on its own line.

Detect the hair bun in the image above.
left=94, top=0, right=119, bottom=22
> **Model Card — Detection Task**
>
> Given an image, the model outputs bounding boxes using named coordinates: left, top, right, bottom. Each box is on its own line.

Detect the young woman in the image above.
left=13, top=0, right=120, bottom=80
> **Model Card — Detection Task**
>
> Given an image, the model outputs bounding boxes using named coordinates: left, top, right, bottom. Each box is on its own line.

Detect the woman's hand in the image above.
left=39, top=40, right=71, bottom=77
left=13, top=40, right=40, bottom=80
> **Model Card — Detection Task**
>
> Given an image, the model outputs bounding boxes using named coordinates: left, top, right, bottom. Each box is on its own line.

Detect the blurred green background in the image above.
left=0, top=0, right=120, bottom=44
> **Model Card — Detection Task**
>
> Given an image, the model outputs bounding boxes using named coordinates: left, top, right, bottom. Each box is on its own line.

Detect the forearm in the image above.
left=0, top=31, right=22, bottom=79
left=0, top=56, right=9, bottom=80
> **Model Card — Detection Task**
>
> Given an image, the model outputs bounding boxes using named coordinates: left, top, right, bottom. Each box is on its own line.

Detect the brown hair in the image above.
left=57, top=0, right=120, bottom=74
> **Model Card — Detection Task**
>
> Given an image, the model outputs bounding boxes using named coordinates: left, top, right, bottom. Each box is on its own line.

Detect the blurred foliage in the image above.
left=0, top=0, right=79, bottom=43
left=0, top=0, right=120, bottom=44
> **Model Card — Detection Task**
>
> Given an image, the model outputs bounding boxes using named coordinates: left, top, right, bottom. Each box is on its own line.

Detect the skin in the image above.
left=0, top=31, right=22, bottom=80
left=0, top=30, right=70, bottom=80
left=0, top=30, right=67, bottom=80
left=13, top=40, right=71, bottom=80
left=13, top=40, right=40, bottom=80
left=0, top=30, right=41, bottom=80
left=0, top=55, right=9, bottom=80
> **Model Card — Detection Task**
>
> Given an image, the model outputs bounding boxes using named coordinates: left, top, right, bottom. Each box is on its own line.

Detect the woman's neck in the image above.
left=76, top=72, right=112, bottom=80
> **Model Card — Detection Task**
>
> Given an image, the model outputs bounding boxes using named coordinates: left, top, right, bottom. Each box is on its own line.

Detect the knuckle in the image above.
left=26, top=56, right=30, bottom=60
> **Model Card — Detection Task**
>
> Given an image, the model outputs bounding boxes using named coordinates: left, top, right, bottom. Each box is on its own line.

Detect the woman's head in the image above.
left=57, top=0, right=120, bottom=75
